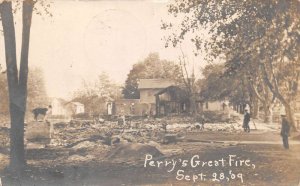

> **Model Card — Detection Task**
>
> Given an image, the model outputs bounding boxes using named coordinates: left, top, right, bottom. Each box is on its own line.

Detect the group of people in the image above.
left=243, top=108, right=291, bottom=149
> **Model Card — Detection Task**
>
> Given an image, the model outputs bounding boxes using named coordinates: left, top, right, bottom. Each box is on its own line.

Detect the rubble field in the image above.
left=0, top=114, right=293, bottom=167
left=0, top=114, right=299, bottom=185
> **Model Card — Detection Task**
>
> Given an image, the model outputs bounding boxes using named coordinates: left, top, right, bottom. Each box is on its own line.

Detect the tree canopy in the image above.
left=163, top=0, right=300, bottom=128
left=123, top=53, right=182, bottom=99
left=73, top=72, right=121, bottom=115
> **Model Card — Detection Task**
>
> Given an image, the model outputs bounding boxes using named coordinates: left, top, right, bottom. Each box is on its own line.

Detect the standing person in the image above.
left=200, top=114, right=205, bottom=130
left=130, top=103, right=135, bottom=115
left=243, top=109, right=250, bottom=132
left=280, top=114, right=290, bottom=149
left=107, top=102, right=112, bottom=116
left=107, top=102, right=113, bottom=120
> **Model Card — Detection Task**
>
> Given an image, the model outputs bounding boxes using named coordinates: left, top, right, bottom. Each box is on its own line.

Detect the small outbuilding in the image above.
left=65, top=102, right=85, bottom=115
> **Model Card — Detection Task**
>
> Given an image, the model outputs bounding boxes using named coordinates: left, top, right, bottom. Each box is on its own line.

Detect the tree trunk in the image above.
left=19, top=0, right=34, bottom=94
left=261, top=63, right=297, bottom=130
left=9, top=97, right=26, bottom=172
left=262, top=101, right=270, bottom=123
left=0, top=1, right=26, bottom=173
left=284, top=103, right=296, bottom=131
left=262, top=84, right=272, bottom=123
left=189, top=94, right=197, bottom=116
left=0, top=0, right=34, bottom=173
left=250, top=97, right=259, bottom=119
left=254, top=100, right=259, bottom=119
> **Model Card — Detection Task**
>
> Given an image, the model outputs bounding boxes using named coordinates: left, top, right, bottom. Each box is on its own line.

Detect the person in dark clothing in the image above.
left=280, top=115, right=290, bottom=149
left=199, top=114, right=205, bottom=130
left=243, top=109, right=250, bottom=132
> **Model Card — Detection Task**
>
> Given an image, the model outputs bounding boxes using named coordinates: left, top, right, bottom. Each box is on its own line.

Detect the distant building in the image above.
left=50, top=98, right=84, bottom=119
left=113, top=79, right=176, bottom=116
left=51, top=98, right=67, bottom=116
left=65, top=102, right=85, bottom=115
left=155, top=86, right=189, bottom=116
left=202, top=100, right=229, bottom=112
left=138, top=79, right=175, bottom=104
left=138, top=79, right=175, bottom=115
left=114, top=99, right=141, bottom=116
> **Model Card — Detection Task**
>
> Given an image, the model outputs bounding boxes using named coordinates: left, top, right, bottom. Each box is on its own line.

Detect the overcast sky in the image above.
left=0, top=0, right=207, bottom=99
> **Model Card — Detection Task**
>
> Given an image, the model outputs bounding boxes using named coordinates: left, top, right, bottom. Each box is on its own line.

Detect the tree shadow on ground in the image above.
left=26, top=148, right=70, bottom=161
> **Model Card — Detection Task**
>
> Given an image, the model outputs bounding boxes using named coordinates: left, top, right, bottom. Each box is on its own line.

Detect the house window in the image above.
left=206, top=102, right=209, bottom=109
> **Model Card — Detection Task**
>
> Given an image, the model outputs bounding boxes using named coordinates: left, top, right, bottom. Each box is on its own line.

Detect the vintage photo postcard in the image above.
left=0, top=0, right=299, bottom=185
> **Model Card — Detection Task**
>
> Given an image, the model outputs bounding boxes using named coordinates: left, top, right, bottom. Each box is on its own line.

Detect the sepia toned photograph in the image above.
left=0, top=0, right=299, bottom=185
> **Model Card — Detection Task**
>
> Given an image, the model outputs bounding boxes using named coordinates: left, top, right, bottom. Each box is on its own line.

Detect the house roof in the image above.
left=155, top=86, right=189, bottom=101
left=69, top=102, right=84, bottom=106
left=155, top=86, right=183, bottom=95
left=138, top=79, right=174, bottom=89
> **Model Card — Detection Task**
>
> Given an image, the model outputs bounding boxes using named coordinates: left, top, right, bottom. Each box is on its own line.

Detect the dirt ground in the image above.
left=0, top=118, right=300, bottom=186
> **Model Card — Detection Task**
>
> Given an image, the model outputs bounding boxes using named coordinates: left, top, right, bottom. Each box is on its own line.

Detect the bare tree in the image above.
left=178, top=49, right=198, bottom=115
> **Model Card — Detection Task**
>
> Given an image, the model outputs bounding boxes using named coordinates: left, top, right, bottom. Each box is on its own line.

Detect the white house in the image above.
left=50, top=98, right=84, bottom=117
left=51, top=98, right=67, bottom=116
left=67, top=102, right=85, bottom=114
